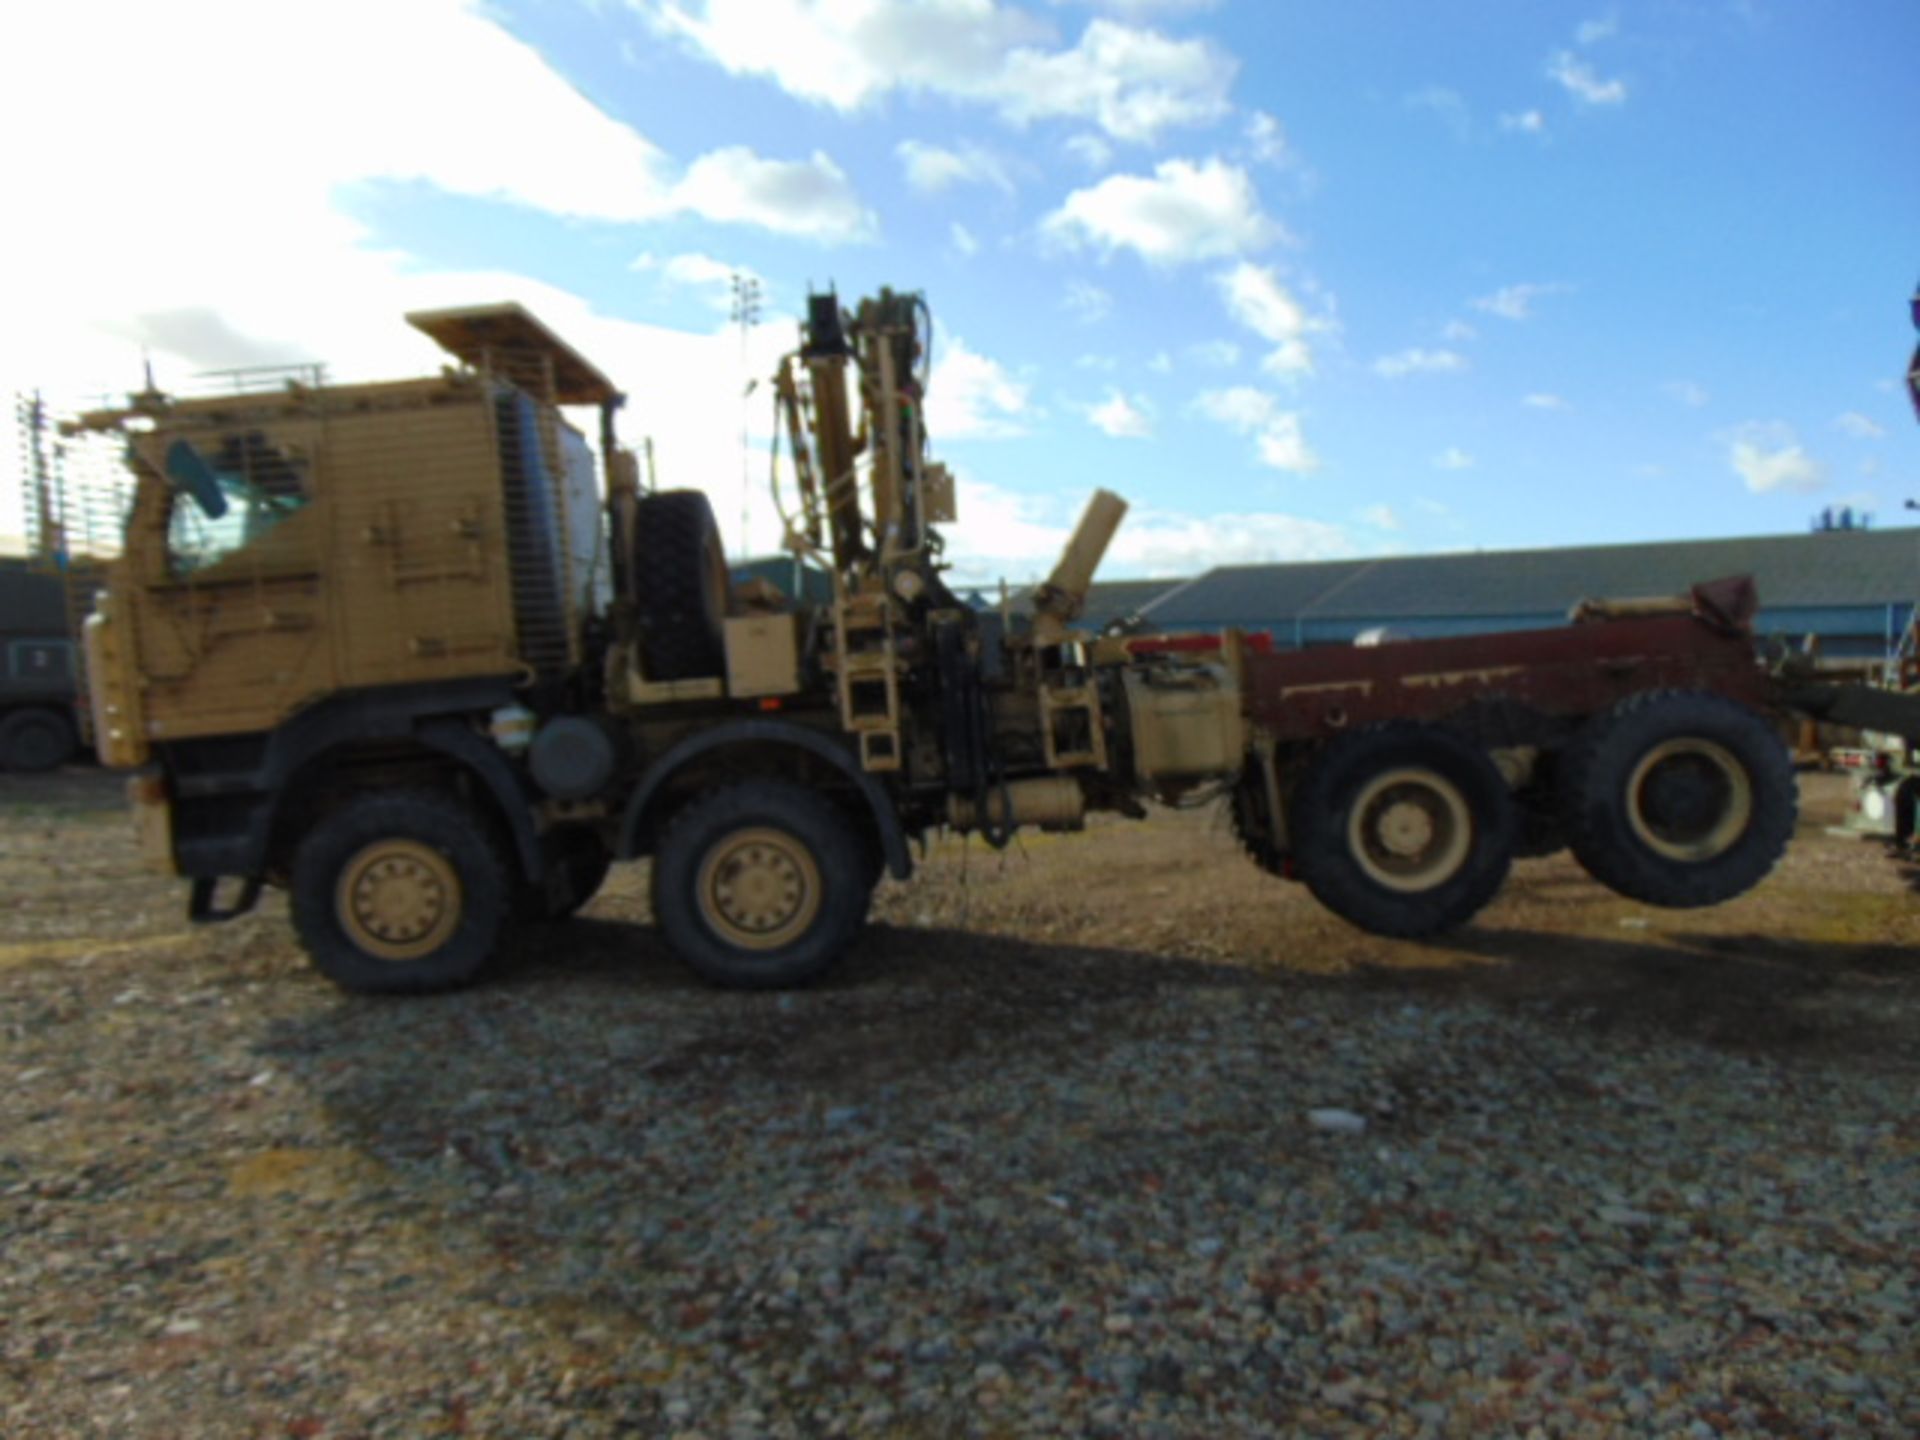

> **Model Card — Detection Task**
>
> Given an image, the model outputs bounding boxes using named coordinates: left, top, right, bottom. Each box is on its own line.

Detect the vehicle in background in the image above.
left=0, top=557, right=85, bottom=771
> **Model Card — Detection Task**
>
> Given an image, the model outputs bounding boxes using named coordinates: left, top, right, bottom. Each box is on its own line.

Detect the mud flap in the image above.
left=189, top=876, right=265, bottom=924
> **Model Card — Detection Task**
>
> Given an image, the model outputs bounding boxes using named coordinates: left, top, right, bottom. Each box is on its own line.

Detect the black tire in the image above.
left=652, top=779, right=867, bottom=989
left=290, top=789, right=511, bottom=994
left=517, top=831, right=613, bottom=923
left=631, top=490, right=728, bottom=680
left=1558, top=690, right=1796, bottom=908
left=1290, top=723, right=1516, bottom=938
left=0, top=706, right=77, bottom=773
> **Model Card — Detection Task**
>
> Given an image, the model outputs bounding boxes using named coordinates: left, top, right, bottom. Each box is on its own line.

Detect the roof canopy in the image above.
left=407, top=303, right=620, bottom=407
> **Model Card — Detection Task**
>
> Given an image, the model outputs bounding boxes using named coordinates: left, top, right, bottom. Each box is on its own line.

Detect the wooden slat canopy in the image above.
left=406, top=303, right=620, bottom=406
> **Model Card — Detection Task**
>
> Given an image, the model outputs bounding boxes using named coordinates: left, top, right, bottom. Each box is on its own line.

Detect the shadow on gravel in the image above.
left=1371, top=925, right=1920, bottom=1059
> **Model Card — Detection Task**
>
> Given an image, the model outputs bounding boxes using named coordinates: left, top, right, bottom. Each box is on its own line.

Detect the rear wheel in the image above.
left=652, top=780, right=867, bottom=988
left=631, top=490, right=728, bottom=680
left=1558, top=690, right=1795, bottom=907
left=0, top=706, right=77, bottom=772
left=290, top=789, right=510, bottom=994
left=1290, top=724, right=1516, bottom=938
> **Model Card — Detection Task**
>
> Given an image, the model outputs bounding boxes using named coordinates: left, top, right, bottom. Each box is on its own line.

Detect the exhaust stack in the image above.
left=1032, top=489, right=1128, bottom=643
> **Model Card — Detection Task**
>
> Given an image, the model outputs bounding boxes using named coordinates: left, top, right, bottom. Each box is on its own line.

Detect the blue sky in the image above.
left=3, top=0, right=1915, bottom=585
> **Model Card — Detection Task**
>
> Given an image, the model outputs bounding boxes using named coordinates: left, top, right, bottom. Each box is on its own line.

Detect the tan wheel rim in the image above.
left=336, top=839, right=462, bottom=962
left=1625, top=738, right=1752, bottom=862
left=696, top=826, right=822, bottom=951
left=1347, top=766, right=1474, bottom=893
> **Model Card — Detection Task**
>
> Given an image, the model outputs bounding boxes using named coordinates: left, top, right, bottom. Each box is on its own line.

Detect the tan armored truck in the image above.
left=71, top=293, right=1799, bottom=993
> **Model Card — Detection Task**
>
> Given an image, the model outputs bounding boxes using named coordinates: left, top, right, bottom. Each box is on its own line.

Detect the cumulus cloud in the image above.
left=950, top=222, right=981, bottom=256
left=1728, top=423, right=1826, bottom=494
left=1472, top=282, right=1566, bottom=321
left=1373, top=349, right=1468, bottom=379
left=1358, top=503, right=1401, bottom=532
left=1433, top=447, right=1475, bottom=471
left=672, top=147, right=876, bottom=241
left=924, top=337, right=1032, bottom=440
left=1216, top=262, right=1319, bottom=378
left=896, top=139, right=1015, bottom=194
left=631, top=251, right=770, bottom=309
left=1244, top=110, right=1287, bottom=164
left=0, top=0, right=890, bottom=548
left=1499, top=109, right=1547, bottom=135
left=1575, top=14, right=1619, bottom=44
left=1044, top=158, right=1282, bottom=264
left=1523, top=393, right=1570, bottom=410
left=1548, top=50, right=1627, bottom=105
left=1835, top=411, right=1887, bottom=440
left=644, top=2, right=1234, bottom=143
left=1193, top=386, right=1319, bottom=473
left=941, top=477, right=1350, bottom=585
left=1088, top=390, right=1154, bottom=438
left=1064, top=279, right=1115, bottom=323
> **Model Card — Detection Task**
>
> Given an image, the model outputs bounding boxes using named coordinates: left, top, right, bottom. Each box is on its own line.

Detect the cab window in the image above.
left=165, top=431, right=310, bottom=576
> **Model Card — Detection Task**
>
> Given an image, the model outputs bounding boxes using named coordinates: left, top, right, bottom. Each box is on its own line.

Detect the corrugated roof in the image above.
left=1143, top=528, right=1920, bottom=627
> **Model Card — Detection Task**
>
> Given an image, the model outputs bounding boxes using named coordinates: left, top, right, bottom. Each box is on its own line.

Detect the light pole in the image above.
left=729, top=273, right=762, bottom=564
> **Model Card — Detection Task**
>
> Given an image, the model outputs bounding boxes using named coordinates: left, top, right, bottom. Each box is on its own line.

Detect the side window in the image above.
left=164, top=430, right=311, bottom=576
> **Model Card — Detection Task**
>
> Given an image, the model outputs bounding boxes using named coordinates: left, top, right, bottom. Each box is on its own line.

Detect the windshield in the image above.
left=164, top=431, right=310, bottom=575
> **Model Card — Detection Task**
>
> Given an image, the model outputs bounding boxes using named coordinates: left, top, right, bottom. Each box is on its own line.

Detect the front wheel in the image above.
left=290, top=789, right=511, bottom=994
left=0, top=706, right=78, bottom=772
left=652, top=780, right=868, bottom=988
left=1558, top=690, right=1795, bottom=907
left=1289, top=724, right=1516, bottom=938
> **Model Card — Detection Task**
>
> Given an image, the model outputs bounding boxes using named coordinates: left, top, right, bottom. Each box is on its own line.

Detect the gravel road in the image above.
left=2, top=771, right=1915, bottom=1437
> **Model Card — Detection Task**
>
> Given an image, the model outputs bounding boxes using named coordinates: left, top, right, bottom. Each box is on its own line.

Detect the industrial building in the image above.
left=1126, top=528, right=1919, bottom=667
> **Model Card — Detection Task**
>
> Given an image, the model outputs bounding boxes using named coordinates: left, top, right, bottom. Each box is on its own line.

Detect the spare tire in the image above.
left=631, top=490, right=728, bottom=680
left=1558, top=690, right=1795, bottom=908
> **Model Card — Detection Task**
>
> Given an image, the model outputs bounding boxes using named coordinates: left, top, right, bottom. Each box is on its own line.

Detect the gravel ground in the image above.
left=1, top=770, right=1915, bottom=1437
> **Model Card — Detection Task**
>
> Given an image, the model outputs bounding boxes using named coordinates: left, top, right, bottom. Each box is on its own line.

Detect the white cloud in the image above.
left=632, top=252, right=769, bottom=310
left=1359, top=503, right=1401, bottom=532
left=1216, top=262, right=1318, bottom=378
left=1433, top=447, right=1475, bottom=471
left=1499, top=109, right=1547, bottom=135
left=924, top=337, right=1032, bottom=440
left=1835, top=411, right=1887, bottom=440
left=0, top=0, right=886, bottom=550
left=1440, top=319, right=1478, bottom=343
left=1523, top=393, right=1570, bottom=410
left=1088, top=390, right=1154, bottom=438
left=896, top=139, right=1015, bottom=195
left=1576, top=15, right=1619, bottom=44
left=950, top=221, right=981, bottom=256
left=1373, top=349, right=1468, bottom=379
left=1187, top=339, right=1242, bottom=368
left=1728, top=422, right=1827, bottom=494
left=1043, top=157, right=1283, bottom=264
left=941, top=477, right=1350, bottom=585
left=672, top=147, right=876, bottom=241
left=1548, top=51, right=1627, bottom=105
left=645, top=3, right=1234, bottom=143
left=1665, top=380, right=1710, bottom=408
left=1064, top=133, right=1117, bottom=169
left=1472, top=282, right=1566, bottom=321
left=1406, top=87, right=1471, bottom=142
left=1064, top=279, right=1115, bottom=324
left=1193, top=386, right=1319, bottom=473
left=1148, top=351, right=1174, bottom=375
left=1244, top=110, right=1287, bottom=164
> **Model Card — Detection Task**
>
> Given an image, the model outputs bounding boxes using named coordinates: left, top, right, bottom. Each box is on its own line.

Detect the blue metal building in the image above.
left=1136, top=528, right=1920, bottom=664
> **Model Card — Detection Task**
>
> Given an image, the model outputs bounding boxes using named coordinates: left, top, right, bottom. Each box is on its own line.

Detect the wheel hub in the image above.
left=336, top=839, right=461, bottom=961
left=1626, top=739, right=1752, bottom=862
left=697, top=826, right=822, bottom=951
left=1348, top=767, right=1473, bottom=894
